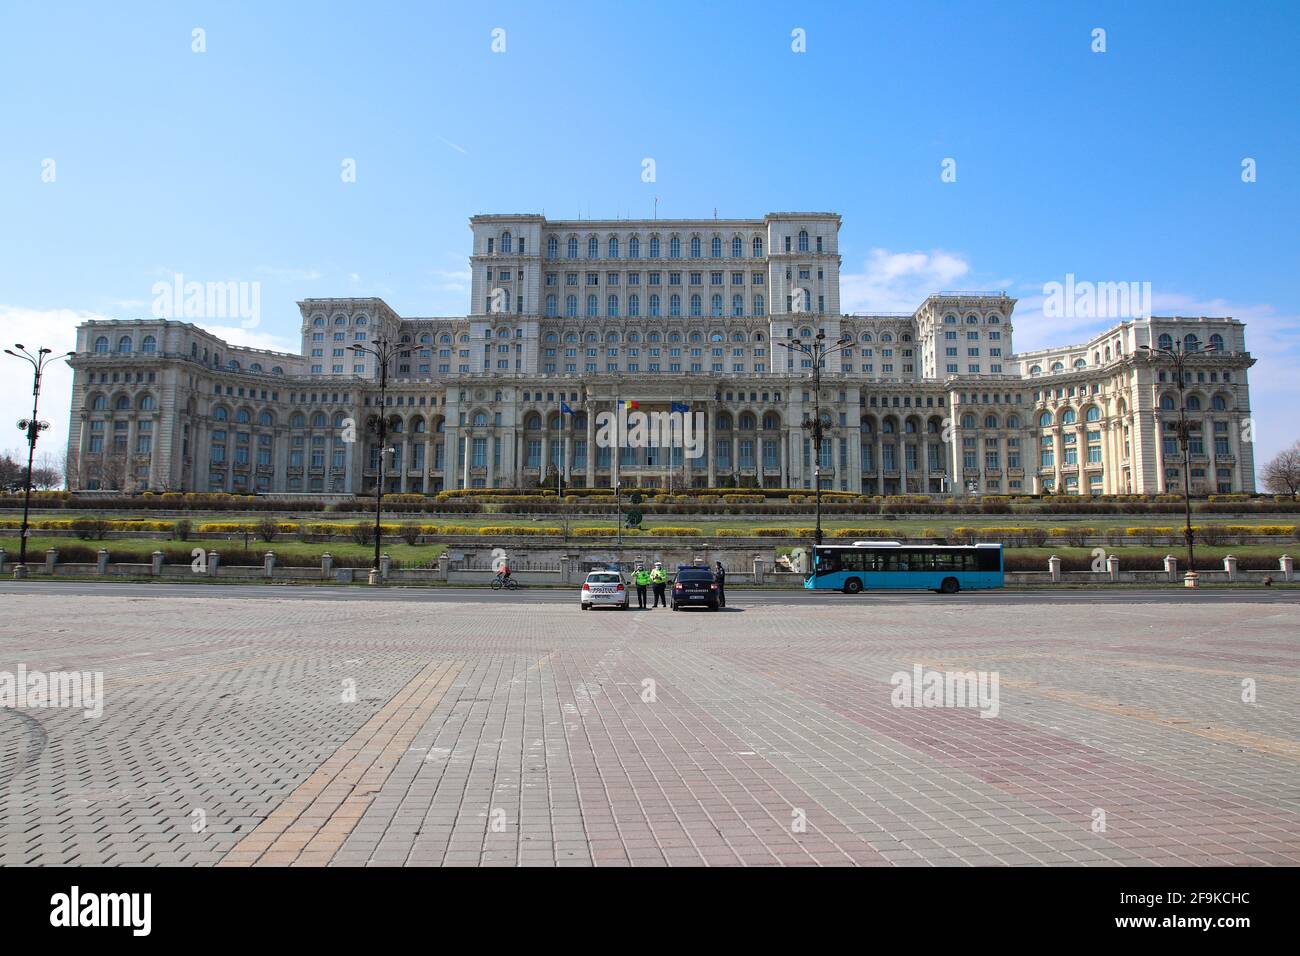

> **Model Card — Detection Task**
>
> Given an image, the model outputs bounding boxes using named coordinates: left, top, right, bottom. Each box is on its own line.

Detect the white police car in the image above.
left=580, top=570, right=630, bottom=610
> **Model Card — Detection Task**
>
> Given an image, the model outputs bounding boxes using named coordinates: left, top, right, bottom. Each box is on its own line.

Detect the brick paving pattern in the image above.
left=1, top=593, right=1297, bottom=866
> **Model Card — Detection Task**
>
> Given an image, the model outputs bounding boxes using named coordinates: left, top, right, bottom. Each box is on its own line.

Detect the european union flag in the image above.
left=671, top=401, right=690, bottom=413
left=560, top=401, right=574, bottom=415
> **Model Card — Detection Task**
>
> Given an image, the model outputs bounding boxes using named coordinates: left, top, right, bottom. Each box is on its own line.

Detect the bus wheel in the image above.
left=843, top=578, right=863, bottom=594
left=939, top=577, right=959, bottom=594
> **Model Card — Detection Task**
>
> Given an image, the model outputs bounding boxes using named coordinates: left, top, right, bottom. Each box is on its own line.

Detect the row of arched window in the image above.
left=88, top=392, right=156, bottom=412
left=941, top=313, right=1002, bottom=325
left=1157, top=332, right=1224, bottom=353
left=93, top=335, right=157, bottom=355
left=841, top=329, right=913, bottom=343
left=860, top=416, right=949, bottom=434
left=309, top=314, right=369, bottom=327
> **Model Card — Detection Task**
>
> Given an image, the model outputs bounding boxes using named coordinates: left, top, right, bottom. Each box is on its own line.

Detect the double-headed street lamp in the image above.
left=780, top=329, right=853, bottom=547
left=1138, top=339, right=1217, bottom=587
left=350, top=338, right=403, bottom=582
left=4, top=344, right=75, bottom=577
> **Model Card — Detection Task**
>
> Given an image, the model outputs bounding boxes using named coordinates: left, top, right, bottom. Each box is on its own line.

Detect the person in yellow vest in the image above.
left=649, top=562, right=668, bottom=608
left=633, top=564, right=649, bottom=609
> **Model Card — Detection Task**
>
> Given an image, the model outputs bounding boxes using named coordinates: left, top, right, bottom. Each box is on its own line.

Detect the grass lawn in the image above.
left=6, top=533, right=1291, bottom=573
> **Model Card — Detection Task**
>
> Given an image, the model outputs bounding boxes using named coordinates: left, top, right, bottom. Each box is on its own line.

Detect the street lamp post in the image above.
left=780, top=330, right=853, bottom=549
left=350, top=338, right=402, bottom=583
left=1139, top=340, right=1216, bottom=587
left=4, top=345, right=75, bottom=577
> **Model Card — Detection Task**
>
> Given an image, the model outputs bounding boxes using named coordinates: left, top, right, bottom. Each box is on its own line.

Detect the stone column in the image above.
left=1052, top=425, right=1063, bottom=493
left=264, top=551, right=276, bottom=578
left=585, top=404, right=596, bottom=487
left=152, top=550, right=164, bottom=575
left=706, top=402, right=717, bottom=487
left=96, top=549, right=110, bottom=574
left=126, top=416, right=139, bottom=491
left=76, top=411, right=91, bottom=490
left=610, top=401, right=620, bottom=488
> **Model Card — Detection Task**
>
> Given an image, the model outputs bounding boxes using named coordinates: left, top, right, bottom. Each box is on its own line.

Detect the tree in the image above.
left=0, top=452, right=23, bottom=492
left=1261, top=441, right=1300, bottom=498
left=88, top=451, right=129, bottom=491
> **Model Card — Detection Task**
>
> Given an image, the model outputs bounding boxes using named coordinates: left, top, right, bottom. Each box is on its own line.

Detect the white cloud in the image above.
left=430, top=267, right=471, bottom=290
left=195, top=323, right=297, bottom=354
left=256, top=266, right=322, bottom=281
left=840, top=248, right=972, bottom=313
left=0, top=305, right=102, bottom=472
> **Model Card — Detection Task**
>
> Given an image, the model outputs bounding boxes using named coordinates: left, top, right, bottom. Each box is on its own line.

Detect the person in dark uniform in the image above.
left=713, top=561, right=726, bottom=608
left=650, top=562, right=668, bottom=608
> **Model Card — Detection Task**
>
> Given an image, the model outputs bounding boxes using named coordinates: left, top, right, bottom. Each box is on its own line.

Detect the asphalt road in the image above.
left=2, top=579, right=1298, bottom=606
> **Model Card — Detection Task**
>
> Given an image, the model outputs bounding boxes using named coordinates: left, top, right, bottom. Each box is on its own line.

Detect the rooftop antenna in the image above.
left=714, top=207, right=718, bottom=219
left=653, top=196, right=659, bottom=219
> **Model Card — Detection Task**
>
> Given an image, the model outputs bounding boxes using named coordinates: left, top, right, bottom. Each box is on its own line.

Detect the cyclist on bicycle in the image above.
left=498, top=559, right=512, bottom=586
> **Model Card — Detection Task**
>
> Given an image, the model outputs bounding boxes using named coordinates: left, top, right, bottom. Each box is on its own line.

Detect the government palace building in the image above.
left=66, top=212, right=1257, bottom=497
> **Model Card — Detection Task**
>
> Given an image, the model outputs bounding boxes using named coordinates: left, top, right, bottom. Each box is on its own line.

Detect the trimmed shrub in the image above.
left=71, top=517, right=110, bottom=540
left=475, top=526, right=563, bottom=536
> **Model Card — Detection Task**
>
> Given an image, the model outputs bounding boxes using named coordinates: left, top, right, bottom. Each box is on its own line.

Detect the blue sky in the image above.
left=2, top=0, right=1297, bottom=470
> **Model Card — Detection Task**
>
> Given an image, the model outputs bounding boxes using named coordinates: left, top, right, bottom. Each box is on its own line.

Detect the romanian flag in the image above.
left=618, top=399, right=640, bottom=411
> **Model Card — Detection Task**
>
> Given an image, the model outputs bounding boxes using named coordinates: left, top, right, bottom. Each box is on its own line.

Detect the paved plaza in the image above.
left=1, top=588, right=1298, bottom=866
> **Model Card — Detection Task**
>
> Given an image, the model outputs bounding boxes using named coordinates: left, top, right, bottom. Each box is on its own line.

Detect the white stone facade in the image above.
left=65, top=213, right=1256, bottom=496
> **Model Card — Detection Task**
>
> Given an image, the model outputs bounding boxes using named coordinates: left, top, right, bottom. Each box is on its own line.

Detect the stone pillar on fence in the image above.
left=437, top=552, right=449, bottom=581
left=1281, top=554, right=1294, bottom=583
left=45, top=548, right=58, bottom=574
left=559, top=555, right=570, bottom=583
left=321, top=552, right=334, bottom=579
left=96, top=549, right=110, bottom=575
left=752, top=555, right=767, bottom=585
left=1164, top=554, right=1178, bottom=582
left=1106, top=553, right=1120, bottom=582
left=152, top=551, right=165, bottom=576
left=208, top=550, right=220, bottom=576
left=0, top=549, right=7, bottom=574
left=264, top=551, right=276, bottom=578
left=1048, top=554, right=1061, bottom=583
left=1223, top=554, right=1237, bottom=582
left=380, top=553, right=392, bottom=580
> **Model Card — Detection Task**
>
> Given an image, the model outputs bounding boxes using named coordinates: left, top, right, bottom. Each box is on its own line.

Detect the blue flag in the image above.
left=671, top=401, right=689, bottom=413
left=560, top=401, right=574, bottom=415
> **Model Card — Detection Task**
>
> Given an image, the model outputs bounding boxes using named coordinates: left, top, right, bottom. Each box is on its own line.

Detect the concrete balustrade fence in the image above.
left=3, top=545, right=1295, bottom=586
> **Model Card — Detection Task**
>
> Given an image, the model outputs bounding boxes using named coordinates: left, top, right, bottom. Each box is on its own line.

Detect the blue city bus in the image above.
left=803, top=541, right=1004, bottom=594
